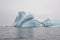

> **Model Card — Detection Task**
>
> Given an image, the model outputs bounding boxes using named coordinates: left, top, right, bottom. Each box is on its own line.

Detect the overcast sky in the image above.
left=0, top=0, right=60, bottom=26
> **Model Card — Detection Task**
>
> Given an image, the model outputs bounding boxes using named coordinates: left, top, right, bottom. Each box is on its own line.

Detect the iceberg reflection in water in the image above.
left=13, top=11, right=40, bottom=39
left=16, top=27, right=33, bottom=39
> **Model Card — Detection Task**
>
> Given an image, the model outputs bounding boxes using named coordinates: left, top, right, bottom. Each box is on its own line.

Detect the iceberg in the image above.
left=43, top=18, right=60, bottom=27
left=13, top=11, right=40, bottom=28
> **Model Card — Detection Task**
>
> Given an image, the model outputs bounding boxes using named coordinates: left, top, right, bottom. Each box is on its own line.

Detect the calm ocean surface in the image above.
left=0, top=26, right=60, bottom=40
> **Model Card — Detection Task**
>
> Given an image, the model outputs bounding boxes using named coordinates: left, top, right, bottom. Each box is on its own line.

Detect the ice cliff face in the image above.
left=13, top=11, right=40, bottom=28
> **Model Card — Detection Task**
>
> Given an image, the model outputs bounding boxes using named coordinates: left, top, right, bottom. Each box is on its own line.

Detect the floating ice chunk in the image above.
left=43, top=18, right=60, bottom=27
left=13, top=11, right=40, bottom=28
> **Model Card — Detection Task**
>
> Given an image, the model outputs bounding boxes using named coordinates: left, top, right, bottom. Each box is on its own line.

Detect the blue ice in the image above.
left=43, top=18, right=60, bottom=27
left=13, top=11, right=40, bottom=28
left=13, top=11, right=60, bottom=27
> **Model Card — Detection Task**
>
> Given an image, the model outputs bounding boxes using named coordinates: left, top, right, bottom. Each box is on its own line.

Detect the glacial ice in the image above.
left=43, top=18, right=60, bottom=27
left=13, top=11, right=40, bottom=28
left=13, top=11, right=60, bottom=27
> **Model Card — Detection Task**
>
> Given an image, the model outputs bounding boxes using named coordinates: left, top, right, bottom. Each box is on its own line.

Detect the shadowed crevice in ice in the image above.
left=13, top=11, right=40, bottom=28
left=42, top=18, right=60, bottom=27
left=14, top=12, right=25, bottom=23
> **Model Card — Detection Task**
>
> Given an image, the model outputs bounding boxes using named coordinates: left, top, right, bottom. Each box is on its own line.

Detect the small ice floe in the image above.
left=42, top=18, right=60, bottom=27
